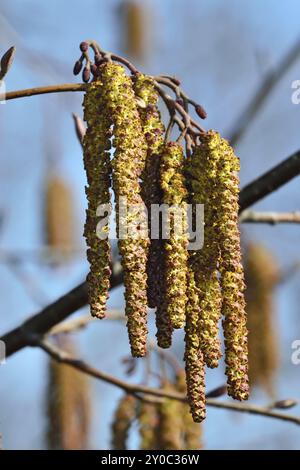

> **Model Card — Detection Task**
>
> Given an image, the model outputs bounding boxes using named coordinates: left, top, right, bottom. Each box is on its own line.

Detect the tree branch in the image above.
left=38, top=338, right=300, bottom=426
left=239, top=150, right=300, bottom=211
left=1, top=83, right=87, bottom=101
left=240, top=210, right=300, bottom=224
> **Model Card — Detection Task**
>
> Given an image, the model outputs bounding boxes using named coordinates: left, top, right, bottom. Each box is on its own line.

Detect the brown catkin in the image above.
left=160, top=142, right=189, bottom=330
left=123, top=1, right=147, bottom=61
left=208, top=130, right=249, bottom=401
left=44, top=175, right=74, bottom=251
left=245, top=243, right=279, bottom=396
left=138, top=401, right=160, bottom=450
left=83, top=76, right=112, bottom=319
left=46, top=336, right=90, bottom=450
left=176, top=370, right=203, bottom=450
left=101, top=63, right=149, bottom=357
left=111, top=394, right=137, bottom=450
left=185, top=144, right=222, bottom=368
left=158, top=382, right=184, bottom=450
left=134, top=74, right=165, bottom=309
left=184, top=269, right=206, bottom=422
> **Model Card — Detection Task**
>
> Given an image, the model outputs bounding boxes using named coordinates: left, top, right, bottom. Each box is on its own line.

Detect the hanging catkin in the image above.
left=208, top=131, right=249, bottom=401
left=245, top=243, right=279, bottom=395
left=46, top=336, right=90, bottom=450
left=111, top=394, right=137, bottom=450
left=134, top=74, right=165, bottom=309
left=176, top=370, right=203, bottom=450
left=158, top=382, right=184, bottom=450
left=101, top=63, right=149, bottom=357
left=45, top=175, right=74, bottom=251
left=184, top=269, right=206, bottom=422
left=185, top=144, right=222, bottom=368
left=138, top=401, right=160, bottom=450
left=83, top=76, right=112, bottom=319
left=160, top=142, right=188, bottom=329
left=123, top=1, right=147, bottom=61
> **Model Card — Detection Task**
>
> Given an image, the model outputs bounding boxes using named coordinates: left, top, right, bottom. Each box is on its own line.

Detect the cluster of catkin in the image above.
left=82, top=62, right=249, bottom=422
left=245, top=243, right=279, bottom=396
left=111, top=371, right=203, bottom=450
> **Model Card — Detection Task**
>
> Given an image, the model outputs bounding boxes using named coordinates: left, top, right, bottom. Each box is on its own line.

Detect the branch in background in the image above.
left=240, top=210, right=300, bottom=224
left=239, top=150, right=300, bottom=211
left=49, top=309, right=125, bottom=335
left=38, top=338, right=300, bottom=426
left=1, top=83, right=87, bottom=101
left=72, top=113, right=86, bottom=148
left=2, top=147, right=300, bottom=357
left=228, top=37, right=300, bottom=145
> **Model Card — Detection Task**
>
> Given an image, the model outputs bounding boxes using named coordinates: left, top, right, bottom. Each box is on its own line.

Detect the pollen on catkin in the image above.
left=111, top=394, right=137, bottom=450
left=160, top=142, right=188, bottom=329
left=245, top=243, right=279, bottom=396
left=209, top=130, right=249, bottom=401
left=184, top=269, right=206, bottom=422
left=101, top=63, right=149, bottom=357
left=83, top=77, right=112, bottom=319
left=185, top=143, right=222, bottom=368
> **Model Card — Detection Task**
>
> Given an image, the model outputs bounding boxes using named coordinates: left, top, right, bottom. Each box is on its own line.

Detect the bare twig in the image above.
left=49, top=309, right=125, bottom=335
left=1, top=83, right=87, bottom=101
left=229, top=37, right=300, bottom=145
left=240, top=210, right=300, bottom=224
left=38, top=338, right=300, bottom=426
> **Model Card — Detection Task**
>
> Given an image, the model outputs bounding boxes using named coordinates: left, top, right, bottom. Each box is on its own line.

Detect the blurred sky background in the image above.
left=0, top=0, right=300, bottom=450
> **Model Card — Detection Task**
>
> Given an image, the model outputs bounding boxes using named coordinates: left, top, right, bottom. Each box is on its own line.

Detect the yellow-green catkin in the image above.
left=123, top=1, right=147, bottom=61
left=101, top=63, right=149, bottom=357
left=111, top=394, right=137, bottom=450
left=46, top=336, right=90, bottom=450
left=83, top=76, right=112, bottom=319
left=158, top=382, right=184, bottom=450
left=134, top=74, right=165, bottom=309
left=185, top=143, right=222, bottom=368
left=45, top=175, right=74, bottom=251
left=138, top=401, right=160, bottom=450
left=184, top=269, right=206, bottom=422
left=160, top=142, right=188, bottom=329
left=245, top=243, right=279, bottom=396
left=210, top=130, right=249, bottom=401
left=176, top=370, right=203, bottom=450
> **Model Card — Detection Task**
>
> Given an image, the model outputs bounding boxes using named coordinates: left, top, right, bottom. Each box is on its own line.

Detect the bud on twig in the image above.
left=206, top=384, right=227, bottom=398
left=0, top=46, right=16, bottom=80
left=195, top=105, right=207, bottom=119
left=271, top=399, right=298, bottom=410
left=80, top=41, right=89, bottom=52
left=73, top=60, right=83, bottom=76
left=82, top=67, right=91, bottom=83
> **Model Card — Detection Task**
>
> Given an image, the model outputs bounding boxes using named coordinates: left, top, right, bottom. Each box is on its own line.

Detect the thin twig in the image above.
left=1, top=83, right=87, bottom=101
left=38, top=338, right=300, bottom=426
left=240, top=210, right=300, bottom=224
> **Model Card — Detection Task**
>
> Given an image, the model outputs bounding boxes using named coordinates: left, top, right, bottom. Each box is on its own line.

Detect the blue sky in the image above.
left=1, top=0, right=300, bottom=449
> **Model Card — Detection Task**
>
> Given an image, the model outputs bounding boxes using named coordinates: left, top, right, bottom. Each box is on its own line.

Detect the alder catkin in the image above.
left=45, top=175, right=74, bottom=252
left=245, top=243, right=279, bottom=395
left=160, top=142, right=188, bottom=329
left=101, top=63, right=149, bottom=357
left=83, top=77, right=112, bottom=319
left=46, top=336, right=90, bottom=450
left=111, top=394, right=137, bottom=450
left=158, top=382, right=184, bottom=450
left=138, top=401, right=160, bottom=450
left=184, top=269, right=206, bottom=422
left=185, top=143, right=222, bottom=368
left=134, top=74, right=165, bottom=309
left=123, top=1, right=147, bottom=61
left=209, top=131, right=249, bottom=401
left=176, top=370, right=203, bottom=450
